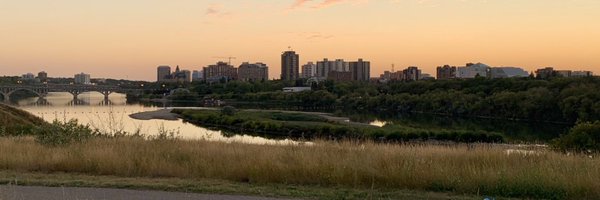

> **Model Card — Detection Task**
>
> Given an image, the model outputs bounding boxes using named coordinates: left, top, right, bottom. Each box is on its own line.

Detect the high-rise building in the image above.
left=238, top=62, right=269, bottom=82
left=181, top=70, right=192, bottom=83
left=328, top=71, right=353, bottom=82
left=74, top=73, right=91, bottom=85
left=349, top=59, right=370, bottom=81
left=157, top=66, right=171, bottom=82
left=334, top=59, right=350, bottom=72
left=192, top=70, right=203, bottom=81
left=316, top=59, right=334, bottom=78
left=37, top=71, right=48, bottom=82
left=281, top=51, right=299, bottom=81
left=204, top=61, right=238, bottom=82
left=403, top=66, right=421, bottom=81
left=157, top=65, right=191, bottom=83
left=316, top=59, right=350, bottom=78
left=302, top=62, right=316, bottom=78
left=436, top=65, right=457, bottom=80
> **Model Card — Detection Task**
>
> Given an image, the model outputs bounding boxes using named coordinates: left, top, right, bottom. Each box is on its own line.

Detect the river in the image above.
left=14, top=92, right=297, bottom=145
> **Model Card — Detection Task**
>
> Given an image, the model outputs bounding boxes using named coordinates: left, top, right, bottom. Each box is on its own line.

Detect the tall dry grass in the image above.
left=0, top=137, right=598, bottom=199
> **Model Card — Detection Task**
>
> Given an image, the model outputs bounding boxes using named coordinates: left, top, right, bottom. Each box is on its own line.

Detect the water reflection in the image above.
left=357, top=113, right=571, bottom=142
left=16, top=92, right=298, bottom=145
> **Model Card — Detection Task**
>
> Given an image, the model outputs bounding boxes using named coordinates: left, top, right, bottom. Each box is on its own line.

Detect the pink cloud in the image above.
left=290, top=0, right=358, bottom=9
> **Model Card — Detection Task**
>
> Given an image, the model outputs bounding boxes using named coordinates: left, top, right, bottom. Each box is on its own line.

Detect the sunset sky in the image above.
left=1, top=0, right=599, bottom=80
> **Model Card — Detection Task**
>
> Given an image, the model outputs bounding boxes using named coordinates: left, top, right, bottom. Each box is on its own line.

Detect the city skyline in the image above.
left=1, top=0, right=599, bottom=81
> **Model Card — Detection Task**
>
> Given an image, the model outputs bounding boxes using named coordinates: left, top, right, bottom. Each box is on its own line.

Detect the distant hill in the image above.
left=0, top=103, right=48, bottom=134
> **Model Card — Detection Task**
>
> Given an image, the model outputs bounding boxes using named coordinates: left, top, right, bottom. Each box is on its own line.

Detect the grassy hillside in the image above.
left=0, top=137, right=598, bottom=199
left=0, top=103, right=48, bottom=135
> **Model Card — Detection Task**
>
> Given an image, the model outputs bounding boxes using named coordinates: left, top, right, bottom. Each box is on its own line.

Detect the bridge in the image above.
left=0, top=84, right=142, bottom=103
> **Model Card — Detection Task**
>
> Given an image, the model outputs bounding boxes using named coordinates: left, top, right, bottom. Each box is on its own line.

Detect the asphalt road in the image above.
left=0, top=185, right=297, bottom=200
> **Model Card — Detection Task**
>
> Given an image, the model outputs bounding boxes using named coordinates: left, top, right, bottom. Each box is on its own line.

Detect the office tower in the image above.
left=157, top=66, right=171, bottom=82
left=74, top=73, right=91, bottom=85
left=238, top=62, right=269, bottom=82
left=436, top=65, right=457, bottom=80
left=281, top=51, right=299, bottom=81
left=204, top=62, right=238, bottom=82
left=349, top=59, right=370, bottom=81
left=302, top=62, right=316, bottom=78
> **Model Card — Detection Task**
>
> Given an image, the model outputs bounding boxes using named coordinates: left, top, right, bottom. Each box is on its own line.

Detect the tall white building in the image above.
left=457, top=63, right=491, bottom=78
left=74, top=73, right=91, bottom=85
left=301, top=62, right=316, bottom=78
left=334, top=59, right=350, bottom=72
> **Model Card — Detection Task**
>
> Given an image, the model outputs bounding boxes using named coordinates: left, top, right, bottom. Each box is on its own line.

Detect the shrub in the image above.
left=552, top=121, right=600, bottom=153
left=35, top=119, right=100, bottom=146
left=221, top=106, right=237, bottom=116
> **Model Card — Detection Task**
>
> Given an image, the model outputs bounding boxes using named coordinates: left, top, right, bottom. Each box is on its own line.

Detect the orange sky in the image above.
left=0, top=0, right=599, bottom=80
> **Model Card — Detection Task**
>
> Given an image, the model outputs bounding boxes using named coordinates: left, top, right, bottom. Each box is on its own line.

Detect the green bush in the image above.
left=221, top=106, right=237, bottom=116
left=35, top=119, right=100, bottom=146
left=552, top=121, right=600, bottom=153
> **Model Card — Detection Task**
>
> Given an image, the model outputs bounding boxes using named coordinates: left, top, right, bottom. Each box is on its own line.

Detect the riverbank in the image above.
left=129, top=107, right=359, bottom=125
left=0, top=137, right=597, bottom=199
left=129, top=108, right=180, bottom=121
left=173, top=109, right=504, bottom=143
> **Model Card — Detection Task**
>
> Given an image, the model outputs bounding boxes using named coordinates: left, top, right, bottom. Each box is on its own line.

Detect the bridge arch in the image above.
left=6, top=88, right=46, bottom=99
left=72, top=90, right=114, bottom=99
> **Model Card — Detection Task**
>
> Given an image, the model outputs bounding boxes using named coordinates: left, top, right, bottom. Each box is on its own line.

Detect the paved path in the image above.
left=0, top=185, right=297, bottom=200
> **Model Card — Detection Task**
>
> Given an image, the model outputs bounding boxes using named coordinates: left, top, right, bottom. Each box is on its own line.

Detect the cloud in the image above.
left=307, top=33, right=334, bottom=40
left=205, top=3, right=230, bottom=17
left=290, top=0, right=312, bottom=9
left=290, top=0, right=365, bottom=10
left=295, top=32, right=335, bottom=40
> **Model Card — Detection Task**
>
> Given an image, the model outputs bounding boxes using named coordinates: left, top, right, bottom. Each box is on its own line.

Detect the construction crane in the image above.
left=213, top=56, right=237, bottom=65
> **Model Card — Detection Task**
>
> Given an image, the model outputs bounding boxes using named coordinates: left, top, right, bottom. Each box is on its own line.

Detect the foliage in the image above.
left=552, top=121, right=600, bottom=153
left=221, top=106, right=237, bottom=116
left=189, top=77, right=600, bottom=124
left=175, top=109, right=504, bottom=143
left=34, top=119, right=101, bottom=146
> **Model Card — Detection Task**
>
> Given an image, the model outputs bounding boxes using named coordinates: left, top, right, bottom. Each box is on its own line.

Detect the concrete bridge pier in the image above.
left=0, top=92, right=10, bottom=103
left=69, top=90, right=82, bottom=101
left=100, top=91, right=112, bottom=103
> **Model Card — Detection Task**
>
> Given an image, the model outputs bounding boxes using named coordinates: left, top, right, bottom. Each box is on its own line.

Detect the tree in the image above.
left=552, top=121, right=600, bottom=153
left=221, top=106, right=237, bottom=116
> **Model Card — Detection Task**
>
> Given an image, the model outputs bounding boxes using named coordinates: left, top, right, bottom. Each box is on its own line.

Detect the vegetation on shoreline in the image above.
left=553, top=121, right=600, bottom=153
left=173, top=109, right=504, bottom=143
left=0, top=137, right=598, bottom=199
left=181, top=77, right=600, bottom=124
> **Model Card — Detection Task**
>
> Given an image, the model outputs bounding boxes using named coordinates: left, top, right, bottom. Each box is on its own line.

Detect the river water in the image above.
left=15, top=92, right=297, bottom=145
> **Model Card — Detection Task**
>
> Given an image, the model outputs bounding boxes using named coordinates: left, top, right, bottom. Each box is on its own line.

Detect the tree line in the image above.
left=185, top=77, right=599, bottom=124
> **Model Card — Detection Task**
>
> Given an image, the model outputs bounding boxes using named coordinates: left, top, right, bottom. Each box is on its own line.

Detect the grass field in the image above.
left=0, top=136, right=598, bottom=199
